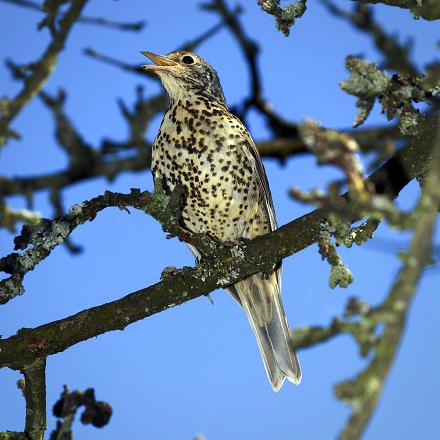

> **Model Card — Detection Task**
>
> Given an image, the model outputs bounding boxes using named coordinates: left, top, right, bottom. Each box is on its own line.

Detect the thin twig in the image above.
left=0, top=0, right=145, bottom=31
left=83, top=12, right=237, bottom=79
left=321, top=1, right=418, bottom=75
left=0, top=0, right=88, bottom=145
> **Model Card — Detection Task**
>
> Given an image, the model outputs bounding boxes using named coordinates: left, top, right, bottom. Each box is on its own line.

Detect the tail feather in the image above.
left=230, top=270, right=301, bottom=391
left=240, top=297, right=286, bottom=391
left=189, top=241, right=301, bottom=390
left=266, top=292, right=301, bottom=385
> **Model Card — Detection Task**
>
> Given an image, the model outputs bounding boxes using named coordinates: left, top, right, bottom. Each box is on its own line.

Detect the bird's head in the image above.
left=141, top=50, right=226, bottom=105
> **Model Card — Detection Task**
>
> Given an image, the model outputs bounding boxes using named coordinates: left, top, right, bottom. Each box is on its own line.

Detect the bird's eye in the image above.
left=181, top=55, right=195, bottom=65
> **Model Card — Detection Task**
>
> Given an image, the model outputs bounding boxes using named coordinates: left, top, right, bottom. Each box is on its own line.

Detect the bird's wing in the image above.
left=238, top=129, right=282, bottom=285
left=240, top=132, right=278, bottom=232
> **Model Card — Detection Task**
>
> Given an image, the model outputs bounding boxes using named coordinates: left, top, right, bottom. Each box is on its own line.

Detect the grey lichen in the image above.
left=67, top=201, right=86, bottom=218
left=149, top=180, right=171, bottom=216
left=340, top=56, right=439, bottom=127
left=0, top=275, right=25, bottom=304
left=329, top=262, right=353, bottom=289
left=319, top=220, right=354, bottom=289
left=340, top=56, right=389, bottom=127
left=216, top=269, right=240, bottom=287
left=0, top=97, right=10, bottom=118
left=258, top=0, right=307, bottom=36
left=230, top=244, right=245, bottom=260
left=329, top=214, right=354, bottom=248
left=399, top=111, right=421, bottom=135
left=341, top=56, right=390, bottom=97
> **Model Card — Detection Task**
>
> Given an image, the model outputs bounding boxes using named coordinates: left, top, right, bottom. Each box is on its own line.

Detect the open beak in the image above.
left=141, top=51, right=177, bottom=72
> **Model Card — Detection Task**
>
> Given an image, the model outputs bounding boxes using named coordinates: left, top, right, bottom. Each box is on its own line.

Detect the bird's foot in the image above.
left=205, top=293, right=215, bottom=305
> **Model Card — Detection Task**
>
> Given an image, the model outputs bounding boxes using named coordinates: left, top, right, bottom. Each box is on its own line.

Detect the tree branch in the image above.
left=50, top=386, right=112, bottom=437
left=83, top=10, right=238, bottom=79
left=0, top=0, right=88, bottom=146
left=355, top=0, right=440, bottom=20
left=0, top=186, right=197, bottom=303
left=337, top=116, right=440, bottom=439
left=0, top=0, right=145, bottom=31
left=322, top=1, right=418, bottom=75
left=0, top=432, right=25, bottom=439
left=23, top=359, right=47, bottom=440
left=0, top=119, right=434, bottom=369
left=0, top=118, right=433, bottom=304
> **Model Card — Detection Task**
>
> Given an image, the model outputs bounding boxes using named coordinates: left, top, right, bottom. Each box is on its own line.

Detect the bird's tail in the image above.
left=231, top=270, right=301, bottom=391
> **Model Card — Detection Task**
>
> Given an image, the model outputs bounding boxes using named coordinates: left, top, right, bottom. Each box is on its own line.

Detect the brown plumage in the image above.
left=141, top=50, right=301, bottom=391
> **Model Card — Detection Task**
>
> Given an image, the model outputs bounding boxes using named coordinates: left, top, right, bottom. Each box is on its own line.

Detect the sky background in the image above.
left=0, top=1, right=439, bottom=439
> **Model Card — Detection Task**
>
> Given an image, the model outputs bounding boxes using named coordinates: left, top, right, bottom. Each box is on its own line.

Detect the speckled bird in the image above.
left=141, top=50, right=301, bottom=391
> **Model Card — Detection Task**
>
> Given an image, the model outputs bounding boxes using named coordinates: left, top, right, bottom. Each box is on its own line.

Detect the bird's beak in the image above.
left=141, top=51, right=177, bottom=72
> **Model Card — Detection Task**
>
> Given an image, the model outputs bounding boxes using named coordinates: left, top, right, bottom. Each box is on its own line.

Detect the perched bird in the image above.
left=141, top=50, right=301, bottom=391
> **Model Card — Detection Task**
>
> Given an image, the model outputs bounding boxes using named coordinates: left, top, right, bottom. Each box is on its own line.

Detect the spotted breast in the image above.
left=152, top=97, right=269, bottom=242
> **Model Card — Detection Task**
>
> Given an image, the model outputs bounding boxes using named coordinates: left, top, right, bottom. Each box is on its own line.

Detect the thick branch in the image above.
left=23, top=359, right=46, bottom=440
left=0, top=119, right=433, bottom=304
left=0, top=124, right=434, bottom=369
left=0, top=187, right=192, bottom=303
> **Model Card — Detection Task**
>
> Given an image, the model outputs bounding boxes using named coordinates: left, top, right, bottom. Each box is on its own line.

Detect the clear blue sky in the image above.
left=0, top=1, right=439, bottom=439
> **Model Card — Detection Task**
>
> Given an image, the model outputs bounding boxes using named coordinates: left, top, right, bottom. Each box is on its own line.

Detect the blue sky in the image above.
left=0, top=1, right=439, bottom=439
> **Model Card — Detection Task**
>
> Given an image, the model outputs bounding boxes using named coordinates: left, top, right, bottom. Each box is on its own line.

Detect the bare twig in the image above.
left=50, top=386, right=112, bottom=438
left=0, top=0, right=88, bottom=146
left=84, top=12, right=237, bottom=79
left=0, top=0, right=145, bottom=31
left=39, top=90, right=98, bottom=171
left=204, top=0, right=303, bottom=136
left=321, top=1, right=418, bottom=75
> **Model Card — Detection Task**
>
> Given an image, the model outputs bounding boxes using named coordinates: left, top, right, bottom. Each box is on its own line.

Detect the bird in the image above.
left=141, top=50, right=301, bottom=391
